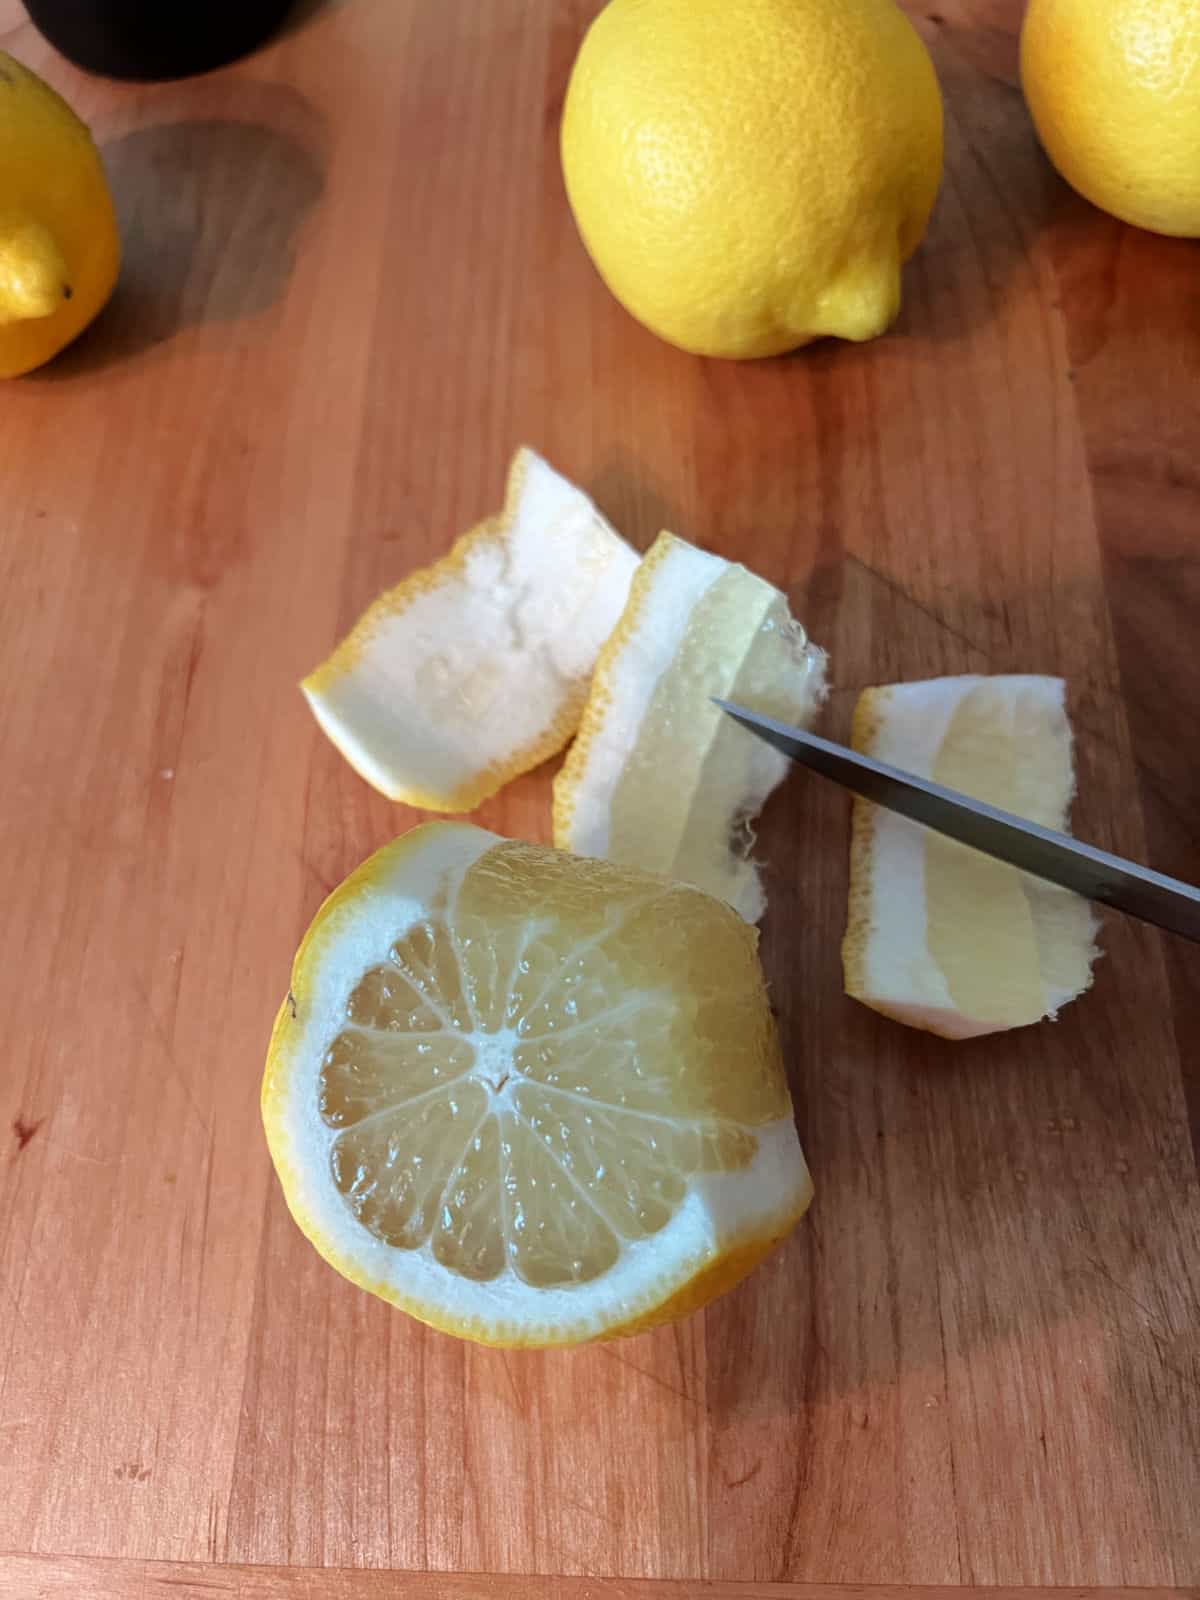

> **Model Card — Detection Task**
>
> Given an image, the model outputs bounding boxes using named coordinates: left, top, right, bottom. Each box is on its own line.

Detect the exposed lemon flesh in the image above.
left=553, top=532, right=827, bottom=922
left=263, top=822, right=811, bottom=1346
left=302, top=450, right=638, bottom=812
left=843, top=676, right=1099, bottom=1039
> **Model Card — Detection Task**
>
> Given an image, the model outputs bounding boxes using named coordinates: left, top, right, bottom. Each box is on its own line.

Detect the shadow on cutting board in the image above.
left=38, top=80, right=325, bottom=377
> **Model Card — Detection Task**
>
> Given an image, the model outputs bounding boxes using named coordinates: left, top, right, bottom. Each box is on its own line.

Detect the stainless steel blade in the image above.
left=716, top=700, right=1200, bottom=944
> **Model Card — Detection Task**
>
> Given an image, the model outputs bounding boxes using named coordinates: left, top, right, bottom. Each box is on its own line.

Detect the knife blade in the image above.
left=716, top=699, right=1200, bottom=944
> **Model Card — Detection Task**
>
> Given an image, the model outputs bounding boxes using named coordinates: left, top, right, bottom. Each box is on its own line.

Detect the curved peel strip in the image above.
left=301, top=449, right=638, bottom=812
left=843, top=675, right=1100, bottom=1038
left=263, top=821, right=812, bottom=1346
left=553, top=532, right=827, bottom=921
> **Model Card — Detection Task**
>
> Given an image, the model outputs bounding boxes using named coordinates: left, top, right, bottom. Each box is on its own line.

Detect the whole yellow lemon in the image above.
left=0, top=51, right=120, bottom=376
left=560, top=0, right=943, bottom=359
left=1021, top=0, right=1200, bottom=236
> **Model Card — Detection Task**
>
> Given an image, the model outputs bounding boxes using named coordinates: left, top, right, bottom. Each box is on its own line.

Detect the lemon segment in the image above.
left=560, top=0, right=943, bottom=357
left=553, top=532, right=827, bottom=923
left=263, top=822, right=812, bottom=1346
left=1021, top=0, right=1200, bottom=236
left=0, top=52, right=120, bottom=375
left=302, top=450, right=638, bottom=812
left=843, top=676, right=1099, bottom=1039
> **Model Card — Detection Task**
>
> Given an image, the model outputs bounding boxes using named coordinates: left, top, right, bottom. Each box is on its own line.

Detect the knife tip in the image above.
left=713, top=697, right=756, bottom=727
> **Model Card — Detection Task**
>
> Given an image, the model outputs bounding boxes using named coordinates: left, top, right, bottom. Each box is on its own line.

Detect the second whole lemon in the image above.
left=0, top=51, right=120, bottom=377
left=1021, top=0, right=1200, bottom=237
left=560, top=0, right=943, bottom=359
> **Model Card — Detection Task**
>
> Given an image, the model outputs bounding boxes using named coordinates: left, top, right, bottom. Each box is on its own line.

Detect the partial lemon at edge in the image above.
left=1021, top=0, right=1200, bottom=236
left=0, top=51, right=119, bottom=376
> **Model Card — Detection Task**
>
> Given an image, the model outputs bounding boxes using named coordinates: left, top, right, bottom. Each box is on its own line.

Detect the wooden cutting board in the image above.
left=1, top=1, right=1197, bottom=1596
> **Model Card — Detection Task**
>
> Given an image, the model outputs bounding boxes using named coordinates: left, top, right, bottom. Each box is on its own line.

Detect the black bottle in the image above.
left=22, top=0, right=296, bottom=81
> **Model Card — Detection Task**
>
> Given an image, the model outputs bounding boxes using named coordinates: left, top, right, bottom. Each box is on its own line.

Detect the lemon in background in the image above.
left=0, top=51, right=120, bottom=376
left=1021, top=0, right=1200, bottom=236
left=560, top=0, right=943, bottom=359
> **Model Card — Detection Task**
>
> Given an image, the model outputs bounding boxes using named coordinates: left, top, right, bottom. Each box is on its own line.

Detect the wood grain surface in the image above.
left=3, top=1557, right=1198, bottom=1600
left=1, top=0, right=1197, bottom=1591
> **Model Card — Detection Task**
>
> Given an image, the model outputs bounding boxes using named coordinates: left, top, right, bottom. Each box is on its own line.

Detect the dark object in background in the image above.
left=22, top=0, right=296, bottom=80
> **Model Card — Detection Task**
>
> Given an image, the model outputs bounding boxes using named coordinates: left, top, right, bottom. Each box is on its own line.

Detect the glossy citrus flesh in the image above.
left=264, top=823, right=812, bottom=1345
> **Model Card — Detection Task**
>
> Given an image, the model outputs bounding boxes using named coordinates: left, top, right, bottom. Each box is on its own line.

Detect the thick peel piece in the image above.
left=302, top=449, right=638, bottom=811
left=843, top=675, right=1099, bottom=1038
left=553, top=532, right=827, bottom=922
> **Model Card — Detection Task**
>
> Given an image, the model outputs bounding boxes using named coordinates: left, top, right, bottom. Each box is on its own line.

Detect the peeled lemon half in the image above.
left=843, top=675, right=1099, bottom=1038
left=263, top=822, right=812, bottom=1346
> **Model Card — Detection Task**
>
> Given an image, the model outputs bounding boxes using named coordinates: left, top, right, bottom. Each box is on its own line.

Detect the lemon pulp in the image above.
left=265, top=825, right=810, bottom=1341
